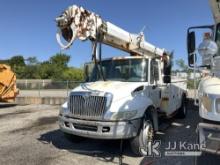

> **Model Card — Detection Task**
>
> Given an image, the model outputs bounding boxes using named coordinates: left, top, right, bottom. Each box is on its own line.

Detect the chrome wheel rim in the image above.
left=142, top=120, right=153, bottom=147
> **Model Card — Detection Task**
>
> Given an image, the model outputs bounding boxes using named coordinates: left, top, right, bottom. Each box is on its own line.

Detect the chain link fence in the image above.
left=16, top=80, right=82, bottom=97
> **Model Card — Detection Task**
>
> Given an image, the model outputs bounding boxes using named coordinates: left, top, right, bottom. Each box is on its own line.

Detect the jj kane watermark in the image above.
left=140, top=140, right=206, bottom=157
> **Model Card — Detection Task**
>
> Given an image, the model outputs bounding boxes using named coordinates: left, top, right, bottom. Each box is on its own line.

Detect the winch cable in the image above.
left=98, top=40, right=106, bottom=81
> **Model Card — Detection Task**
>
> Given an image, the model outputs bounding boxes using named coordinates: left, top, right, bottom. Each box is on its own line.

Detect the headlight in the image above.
left=60, top=102, right=69, bottom=115
left=110, top=110, right=137, bottom=120
left=201, top=94, right=212, bottom=112
left=105, top=92, right=113, bottom=109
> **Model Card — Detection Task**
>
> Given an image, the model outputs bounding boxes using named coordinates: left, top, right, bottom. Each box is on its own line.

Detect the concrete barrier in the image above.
left=15, top=97, right=66, bottom=105
left=15, top=89, right=197, bottom=105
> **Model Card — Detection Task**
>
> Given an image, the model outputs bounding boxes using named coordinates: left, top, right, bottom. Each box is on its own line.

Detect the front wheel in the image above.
left=129, top=110, right=154, bottom=156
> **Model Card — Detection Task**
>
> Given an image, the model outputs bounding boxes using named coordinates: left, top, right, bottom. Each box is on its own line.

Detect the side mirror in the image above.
left=188, top=54, right=196, bottom=66
left=163, top=60, right=171, bottom=84
left=163, top=76, right=171, bottom=84
left=187, top=31, right=196, bottom=54
left=162, top=54, right=172, bottom=84
left=187, top=31, right=196, bottom=66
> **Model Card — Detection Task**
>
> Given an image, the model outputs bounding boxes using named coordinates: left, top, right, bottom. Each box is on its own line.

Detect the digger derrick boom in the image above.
left=209, top=0, right=220, bottom=23
left=55, top=5, right=166, bottom=57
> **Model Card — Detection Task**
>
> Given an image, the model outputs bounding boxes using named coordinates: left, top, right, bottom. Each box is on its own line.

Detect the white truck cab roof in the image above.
left=92, top=56, right=153, bottom=62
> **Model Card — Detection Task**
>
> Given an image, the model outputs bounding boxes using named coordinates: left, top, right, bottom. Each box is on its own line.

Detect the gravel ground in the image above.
left=0, top=100, right=220, bottom=165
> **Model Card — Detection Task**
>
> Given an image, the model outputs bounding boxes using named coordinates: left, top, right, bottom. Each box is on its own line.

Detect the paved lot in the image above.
left=0, top=100, right=220, bottom=165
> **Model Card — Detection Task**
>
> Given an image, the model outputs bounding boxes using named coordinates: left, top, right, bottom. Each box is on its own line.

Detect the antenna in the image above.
left=140, top=25, right=146, bottom=34
left=139, top=25, right=150, bottom=40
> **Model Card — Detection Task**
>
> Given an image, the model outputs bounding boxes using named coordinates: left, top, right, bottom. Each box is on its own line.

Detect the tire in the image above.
left=63, top=132, right=84, bottom=143
left=129, top=108, right=154, bottom=156
left=177, top=95, right=187, bottom=119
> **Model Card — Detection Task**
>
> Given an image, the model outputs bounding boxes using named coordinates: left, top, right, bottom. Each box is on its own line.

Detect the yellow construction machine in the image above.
left=0, top=64, right=18, bottom=102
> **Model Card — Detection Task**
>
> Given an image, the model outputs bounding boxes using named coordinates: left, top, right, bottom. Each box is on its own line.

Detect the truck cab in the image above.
left=59, top=55, right=186, bottom=155
left=84, top=56, right=162, bottom=109
left=186, top=0, right=220, bottom=156
left=59, top=56, right=159, bottom=139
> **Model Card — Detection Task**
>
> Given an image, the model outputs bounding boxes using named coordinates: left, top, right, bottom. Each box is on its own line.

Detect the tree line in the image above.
left=0, top=53, right=84, bottom=81
left=1, top=54, right=192, bottom=83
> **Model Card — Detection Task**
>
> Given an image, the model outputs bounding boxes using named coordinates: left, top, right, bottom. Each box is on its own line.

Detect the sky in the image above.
left=0, top=0, right=214, bottom=68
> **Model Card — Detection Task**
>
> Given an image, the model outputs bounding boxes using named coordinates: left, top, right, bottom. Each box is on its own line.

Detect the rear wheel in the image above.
left=130, top=108, right=154, bottom=156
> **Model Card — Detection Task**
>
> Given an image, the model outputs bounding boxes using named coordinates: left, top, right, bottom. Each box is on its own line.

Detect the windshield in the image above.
left=85, top=59, right=148, bottom=82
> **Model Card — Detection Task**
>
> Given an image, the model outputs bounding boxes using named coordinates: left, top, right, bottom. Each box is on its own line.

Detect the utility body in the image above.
left=56, top=5, right=187, bottom=155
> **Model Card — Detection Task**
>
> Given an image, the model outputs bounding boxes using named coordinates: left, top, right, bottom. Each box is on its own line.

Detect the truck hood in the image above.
left=199, top=77, right=220, bottom=95
left=72, top=81, right=147, bottom=101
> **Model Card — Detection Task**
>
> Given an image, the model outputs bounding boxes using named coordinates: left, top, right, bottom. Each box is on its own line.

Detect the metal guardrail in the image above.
left=16, top=79, right=199, bottom=98
left=16, top=80, right=83, bottom=97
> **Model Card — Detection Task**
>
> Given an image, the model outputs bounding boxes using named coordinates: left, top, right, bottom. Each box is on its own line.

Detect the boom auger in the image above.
left=55, top=5, right=166, bottom=58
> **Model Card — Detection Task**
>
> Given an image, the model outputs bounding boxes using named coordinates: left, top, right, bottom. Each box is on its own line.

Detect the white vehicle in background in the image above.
left=56, top=5, right=187, bottom=156
left=187, top=0, right=220, bottom=160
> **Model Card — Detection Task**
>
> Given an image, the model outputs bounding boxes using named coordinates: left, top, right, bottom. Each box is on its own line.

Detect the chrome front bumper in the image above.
left=59, top=115, right=141, bottom=139
left=198, top=122, right=220, bottom=155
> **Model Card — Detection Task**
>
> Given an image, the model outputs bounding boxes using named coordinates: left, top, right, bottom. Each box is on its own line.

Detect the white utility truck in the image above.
left=56, top=5, right=187, bottom=156
left=187, top=0, right=220, bottom=159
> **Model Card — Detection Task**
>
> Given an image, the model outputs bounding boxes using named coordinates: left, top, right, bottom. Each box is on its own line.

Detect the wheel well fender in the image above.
left=141, top=105, right=159, bottom=132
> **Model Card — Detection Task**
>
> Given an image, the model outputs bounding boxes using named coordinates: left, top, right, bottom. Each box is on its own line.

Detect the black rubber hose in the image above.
left=92, top=30, right=105, bottom=81
left=98, top=41, right=105, bottom=81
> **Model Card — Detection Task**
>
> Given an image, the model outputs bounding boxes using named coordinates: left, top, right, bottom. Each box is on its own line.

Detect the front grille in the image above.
left=69, top=93, right=107, bottom=119
left=216, top=98, right=220, bottom=113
